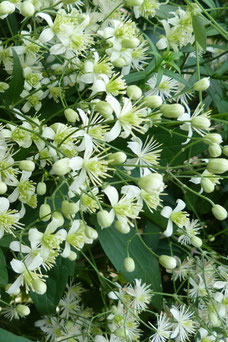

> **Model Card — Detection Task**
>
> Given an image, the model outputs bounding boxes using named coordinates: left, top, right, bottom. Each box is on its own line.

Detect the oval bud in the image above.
left=95, top=101, right=113, bottom=118
left=191, top=236, right=202, bottom=248
left=32, top=279, right=47, bottom=295
left=193, top=77, right=210, bottom=91
left=85, top=226, right=98, bottom=240
left=138, top=173, right=164, bottom=194
left=0, top=1, right=15, bottom=16
left=20, top=1, right=35, bottom=17
left=124, top=257, right=135, bottom=272
left=19, top=160, right=35, bottom=172
left=61, top=200, right=78, bottom=219
left=64, top=108, right=78, bottom=123
left=97, top=210, right=113, bottom=228
left=223, top=145, right=228, bottom=157
left=144, top=95, right=162, bottom=108
left=122, top=37, right=139, bottom=49
left=160, top=103, right=185, bottom=119
left=159, top=255, right=177, bottom=269
left=0, top=181, right=7, bottom=194
left=209, top=312, right=220, bottom=327
left=39, top=204, right=51, bottom=222
left=114, top=328, right=125, bottom=338
left=108, top=151, right=127, bottom=165
left=69, top=251, right=77, bottom=261
left=112, top=57, right=126, bottom=68
left=16, top=304, right=30, bottom=316
left=201, top=178, right=214, bottom=193
left=207, top=158, right=228, bottom=174
left=212, top=204, right=227, bottom=221
left=125, top=0, right=144, bottom=6
left=191, top=116, right=211, bottom=130
left=208, top=143, right=222, bottom=158
left=37, top=182, right=47, bottom=195
left=114, top=220, right=130, bottom=234
left=52, top=211, right=64, bottom=226
left=203, top=133, right=223, bottom=145
left=52, top=158, right=71, bottom=176
left=126, top=85, right=142, bottom=100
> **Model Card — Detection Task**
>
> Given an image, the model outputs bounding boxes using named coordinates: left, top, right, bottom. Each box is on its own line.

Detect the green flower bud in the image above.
left=122, top=37, right=140, bottom=49
left=97, top=210, right=113, bottom=228
left=208, top=143, right=222, bottom=157
left=159, top=255, right=176, bottom=269
left=160, top=103, right=185, bottom=118
left=114, top=220, right=130, bottom=234
left=124, top=257, right=135, bottom=272
left=0, top=1, right=15, bottom=16
left=207, top=158, right=228, bottom=174
left=125, top=0, right=143, bottom=6
left=85, top=225, right=98, bottom=239
left=95, top=101, right=113, bottom=118
left=126, top=85, right=142, bottom=100
left=61, top=200, right=78, bottom=219
left=223, top=145, right=228, bottom=157
left=37, top=182, right=47, bottom=195
left=0, top=181, right=7, bottom=194
left=138, top=173, right=164, bottom=194
left=52, top=158, right=71, bottom=176
left=19, top=160, right=35, bottom=172
left=39, top=204, right=51, bottom=222
left=108, top=151, right=127, bottom=165
left=114, top=328, right=125, bottom=338
left=16, top=304, right=30, bottom=316
left=201, top=178, right=214, bottom=193
left=193, top=77, right=210, bottom=91
left=20, top=1, right=35, bottom=17
left=203, top=133, right=223, bottom=145
left=32, top=279, right=47, bottom=295
left=69, top=251, right=77, bottom=261
left=191, top=116, right=211, bottom=130
left=144, top=95, right=163, bottom=108
left=191, top=236, right=202, bottom=248
left=64, top=108, right=78, bottom=122
left=212, top=204, right=227, bottom=221
left=209, top=312, right=220, bottom=327
left=112, top=57, right=126, bottom=68
left=52, top=211, right=64, bottom=226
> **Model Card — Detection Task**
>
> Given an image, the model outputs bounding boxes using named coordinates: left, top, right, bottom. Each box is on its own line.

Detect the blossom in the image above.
left=161, top=199, right=189, bottom=237
left=124, top=279, right=153, bottom=313
left=170, top=305, right=195, bottom=341
left=146, top=75, right=178, bottom=100
left=0, top=197, right=22, bottom=238
left=149, top=313, right=172, bottom=342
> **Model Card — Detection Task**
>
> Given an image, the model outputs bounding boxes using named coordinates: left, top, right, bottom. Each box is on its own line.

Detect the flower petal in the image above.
left=161, top=206, right=172, bottom=218
left=163, top=219, right=173, bottom=237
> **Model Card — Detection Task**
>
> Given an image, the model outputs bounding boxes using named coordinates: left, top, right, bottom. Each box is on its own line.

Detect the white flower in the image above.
left=61, top=220, right=86, bottom=258
left=177, top=219, right=201, bottom=245
left=94, top=334, right=123, bottom=342
left=0, top=197, right=22, bottom=238
left=124, top=279, right=153, bottom=313
left=170, top=305, right=195, bottom=341
left=146, top=75, right=178, bottom=100
left=149, top=313, right=172, bottom=342
left=161, top=199, right=189, bottom=237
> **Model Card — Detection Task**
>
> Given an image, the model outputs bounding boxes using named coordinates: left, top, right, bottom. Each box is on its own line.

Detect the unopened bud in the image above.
left=209, top=312, right=220, bottom=327
left=0, top=1, right=15, bottom=16
left=114, top=220, right=130, bottom=234
left=16, top=304, right=30, bottom=316
left=108, top=151, right=127, bottom=165
left=223, top=145, right=228, bottom=157
left=52, top=211, right=64, bottom=226
left=0, top=181, right=7, bottom=194
left=191, top=236, right=202, bottom=248
left=125, top=0, right=144, bottom=6
left=97, top=210, right=113, bottom=228
left=126, top=85, right=142, bottom=100
left=203, top=133, right=223, bottom=145
left=114, top=328, right=125, bottom=338
left=122, top=37, right=140, bottom=49
left=124, top=257, right=135, bottom=272
left=212, top=204, right=227, bottom=221
left=85, top=225, right=98, bottom=240
left=191, top=116, right=211, bottom=130
left=138, top=173, right=164, bottom=194
left=37, top=182, right=47, bottom=195
left=52, top=158, right=71, bottom=176
left=19, top=160, right=35, bottom=172
left=61, top=200, right=78, bottom=219
left=112, top=57, right=126, bottom=68
left=159, top=255, right=176, bottom=269
left=64, top=108, right=78, bottom=123
left=201, top=178, right=214, bottom=193
left=20, top=1, right=35, bottom=17
left=144, top=95, right=162, bottom=108
left=160, top=103, right=185, bottom=119
left=208, top=143, right=222, bottom=157
left=95, top=101, right=113, bottom=118
left=193, top=77, right=210, bottom=91
left=207, top=158, right=228, bottom=174
left=69, top=251, right=77, bottom=261
left=32, top=279, right=47, bottom=295
left=39, top=204, right=51, bottom=221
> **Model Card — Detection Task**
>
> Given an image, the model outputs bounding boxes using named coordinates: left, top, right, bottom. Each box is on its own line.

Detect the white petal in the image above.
left=46, top=218, right=61, bottom=234
left=42, top=127, right=55, bottom=139
left=106, top=95, right=121, bottom=116
left=28, top=228, right=43, bottom=247
left=10, top=259, right=25, bottom=274
left=105, top=121, right=121, bottom=142
left=61, top=242, right=71, bottom=258
left=160, top=206, right=172, bottom=218
left=7, top=275, right=23, bottom=294
left=39, top=28, right=55, bottom=43
left=173, top=199, right=186, bottom=213
left=0, top=197, right=9, bottom=213
left=36, top=12, right=53, bottom=27
left=10, top=241, right=31, bottom=253
left=103, top=185, right=119, bottom=207
left=163, top=219, right=173, bottom=237
left=69, top=156, right=84, bottom=170
left=28, top=254, right=43, bottom=270
left=189, top=177, right=201, bottom=185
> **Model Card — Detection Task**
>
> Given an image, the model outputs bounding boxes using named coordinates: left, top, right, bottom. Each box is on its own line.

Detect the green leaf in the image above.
left=0, top=248, right=8, bottom=286
left=192, top=15, right=207, bottom=52
left=30, top=256, right=75, bottom=314
left=4, top=49, right=24, bottom=107
left=162, top=69, right=191, bottom=87
left=201, top=0, right=215, bottom=8
left=0, top=329, right=33, bottom=342
left=98, top=225, right=163, bottom=310
left=124, top=71, right=147, bottom=85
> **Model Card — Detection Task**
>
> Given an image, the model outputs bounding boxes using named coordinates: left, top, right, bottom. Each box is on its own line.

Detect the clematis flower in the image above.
left=0, top=197, right=22, bottom=238
left=161, top=199, right=189, bottom=237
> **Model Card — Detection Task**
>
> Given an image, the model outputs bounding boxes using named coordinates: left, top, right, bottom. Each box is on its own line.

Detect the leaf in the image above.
left=98, top=225, right=163, bottom=310
left=0, top=248, right=8, bottom=286
left=124, top=71, right=147, bottom=85
left=162, top=69, right=191, bottom=87
left=4, top=49, right=24, bottom=107
left=201, top=0, right=215, bottom=7
left=30, top=256, right=75, bottom=314
left=0, top=329, right=33, bottom=342
left=192, top=15, right=207, bottom=52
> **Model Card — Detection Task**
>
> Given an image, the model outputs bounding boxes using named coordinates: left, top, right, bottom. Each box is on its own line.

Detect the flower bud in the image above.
left=0, top=1, right=15, bottom=16
left=125, top=0, right=144, bottom=6
left=114, top=220, right=130, bottom=234
left=159, top=255, right=176, bottom=269
left=52, top=211, right=64, bottom=226
left=124, top=257, right=135, bottom=272
left=209, top=312, right=220, bottom=327
left=160, top=103, right=185, bottom=119
left=191, top=236, right=202, bottom=248
left=0, top=181, right=7, bottom=194
left=208, top=143, right=222, bottom=157
left=97, top=210, right=113, bottom=228
left=193, top=77, right=210, bottom=91
left=37, top=182, right=47, bottom=195
left=144, top=95, right=162, bottom=108
left=85, top=225, right=98, bottom=240
left=69, top=251, right=77, bottom=261
left=126, top=85, right=142, bottom=100
left=114, top=328, right=125, bottom=338
left=201, top=178, right=214, bottom=193
left=108, top=151, right=127, bottom=165
left=52, top=158, right=71, bottom=176
left=203, top=133, right=223, bottom=145
left=212, top=204, right=227, bottom=221
left=191, top=116, right=211, bottom=130
left=64, top=108, right=78, bottom=123
left=112, top=57, right=126, bottom=68
left=122, top=37, right=140, bottom=49
left=19, top=160, right=35, bottom=172
left=95, top=101, right=113, bottom=118
left=16, top=304, right=30, bottom=316
left=20, top=1, right=35, bottom=17
left=39, top=204, right=51, bottom=221
left=207, top=158, right=228, bottom=174
left=32, top=279, right=47, bottom=295
left=223, top=145, right=228, bottom=157
left=138, top=173, right=163, bottom=194
left=61, top=200, right=78, bottom=219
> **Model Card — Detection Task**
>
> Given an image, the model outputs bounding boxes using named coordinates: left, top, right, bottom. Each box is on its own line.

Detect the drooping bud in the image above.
left=52, top=212, right=64, bottom=226
left=208, top=143, right=222, bottom=157
left=85, top=225, right=98, bottom=240
left=64, top=108, right=78, bottom=123
left=61, top=200, right=78, bottom=219
left=16, top=304, right=30, bottom=316
left=201, top=178, right=214, bottom=193
left=212, top=204, right=227, bottom=221
left=39, top=204, right=51, bottom=222
left=114, top=328, right=125, bottom=338
left=108, top=151, right=127, bottom=165
left=159, top=255, right=177, bottom=269
left=0, top=181, right=7, bottom=194
left=97, top=210, right=113, bottom=228
left=209, top=312, right=221, bottom=327
left=37, top=182, right=47, bottom=195
left=160, top=103, right=185, bottom=119
left=126, top=85, right=142, bottom=100
left=112, top=57, right=126, bottom=68
left=191, top=236, right=202, bottom=248
left=0, top=1, right=15, bottom=16
left=19, top=160, right=35, bottom=172
left=95, top=101, right=113, bottom=118
left=122, top=37, right=140, bottom=49
left=69, top=251, right=77, bottom=261
left=223, top=145, right=228, bottom=157
left=125, top=0, right=144, bottom=6
left=124, top=257, right=135, bottom=272
left=207, top=158, right=228, bottom=174
left=32, top=279, right=47, bottom=295
left=193, top=77, right=210, bottom=91
left=52, top=158, right=71, bottom=176
left=144, top=95, right=162, bottom=108
left=191, top=116, right=211, bottom=130
left=114, top=220, right=130, bottom=234
left=20, top=1, right=35, bottom=17
left=138, top=173, right=164, bottom=194
left=203, top=133, right=223, bottom=145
